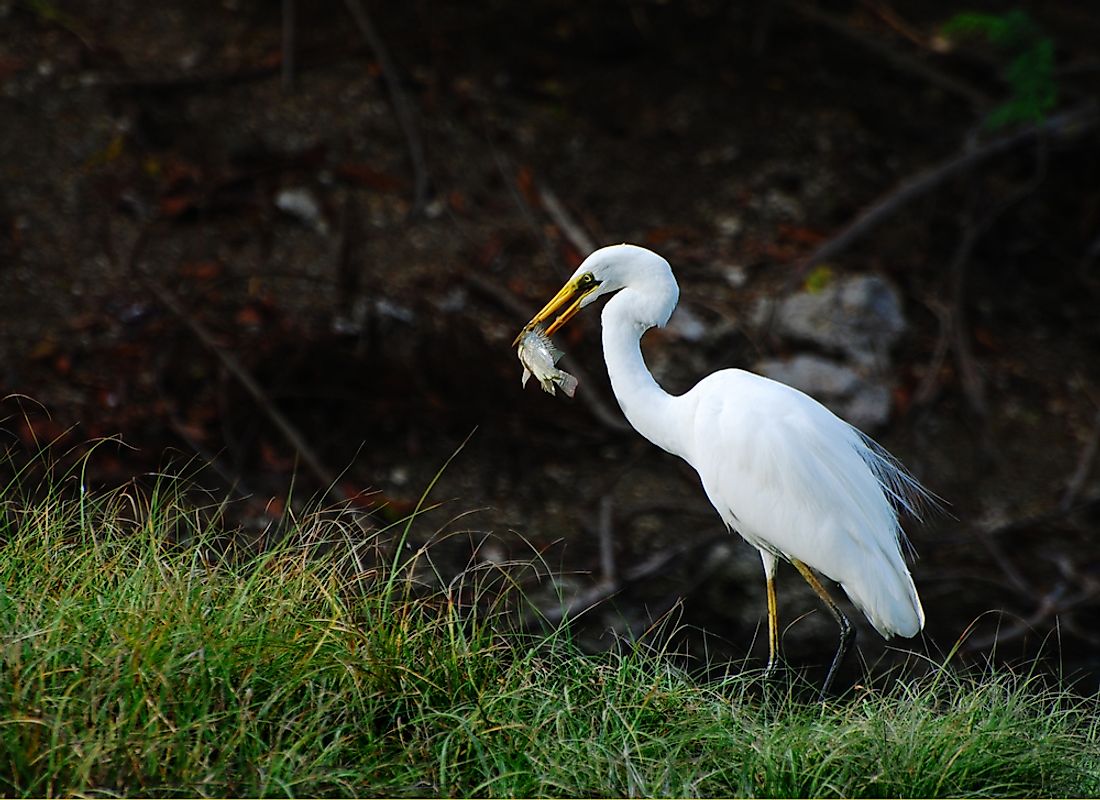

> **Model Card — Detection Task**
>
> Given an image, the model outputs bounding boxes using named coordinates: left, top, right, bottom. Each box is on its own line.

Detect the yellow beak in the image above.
left=512, top=277, right=597, bottom=346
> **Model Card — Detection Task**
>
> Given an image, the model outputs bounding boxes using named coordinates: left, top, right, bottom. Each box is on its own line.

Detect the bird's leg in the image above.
left=764, top=573, right=780, bottom=679
left=759, top=550, right=780, bottom=680
left=790, top=558, right=854, bottom=701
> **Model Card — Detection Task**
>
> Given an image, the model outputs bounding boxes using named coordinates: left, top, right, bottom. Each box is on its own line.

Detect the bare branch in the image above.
left=598, top=494, right=616, bottom=585
left=1062, top=407, right=1100, bottom=511
left=539, top=183, right=597, bottom=256
left=799, top=102, right=1098, bottom=272
left=524, top=533, right=726, bottom=629
left=963, top=580, right=1098, bottom=653
left=982, top=495, right=1100, bottom=538
left=785, top=0, right=991, bottom=107
left=343, top=0, right=430, bottom=217
left=143, top=277, right=349, bottom=504
left=281, top=0, right=297, bottom=91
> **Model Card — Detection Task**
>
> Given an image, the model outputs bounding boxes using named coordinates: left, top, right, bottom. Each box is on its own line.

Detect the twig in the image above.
left=1080, top=232, right=1100, bottom=290
left=962, top=580, right=1098, bottom=653
left=858, top=0, right=932, bottom=50
left=143, top=277, right=349, bottom=504
left=538, top=183, right=597, bottom=256
left=784, top=0, right=990, bottom=108
left=105, top=64, right=284, bottom=93
left=912, top=295, right=951, bottom=406
left=167, top=414, right=255, bottom=502
left=1062, top=407, right=1100, bottom=511
left=342, top=0, right=429, bottom=217
left=598, top=495, right=616, bottom=585
left=641, top=539, right=733, bottom=636
left=1060, top=616, right=1100, bottom=648
left=945, top=218, right=988, bottom=414
left=941, top=137, right=1047, bottom=414
left=525, top=533, right=726, bottom=628
left=14, top=0, right=97, bottom=53
left=962, top=582, right=1067, bottom=653
left=984, top=496, right=1100, bottom=540
left=973, top=528, right=1033, bottom=596
left=476, top=140, right=557, bottom=271
left=281, top=0, right=297, bottom=91
left=150, top=342, right=256, bottom=502
left=798, top=102, right=1099, bottom=273
left=102, top=46, right=382, bottom=95
left=751, top=1, right=778, bottom=56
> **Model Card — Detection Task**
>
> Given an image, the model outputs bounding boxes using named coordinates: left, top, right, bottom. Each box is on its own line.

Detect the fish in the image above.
left=516, top=325, right=578, bottom=398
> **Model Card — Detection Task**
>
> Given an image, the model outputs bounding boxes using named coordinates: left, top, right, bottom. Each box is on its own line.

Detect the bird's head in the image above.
left=512, top=244, right=676, bottom=345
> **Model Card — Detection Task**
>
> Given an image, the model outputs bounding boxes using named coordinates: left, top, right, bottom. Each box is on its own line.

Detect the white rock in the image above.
left=723, top=264, right=749, bottom=288
left=666, top=303, right=707, bottom=343
left=771, top=274, right=906, bottom=365
left=755, top=353, right=892, bottom=430
left=715, top=214, right=744, bottom=237
left=274, top=187, right=329, bottom=235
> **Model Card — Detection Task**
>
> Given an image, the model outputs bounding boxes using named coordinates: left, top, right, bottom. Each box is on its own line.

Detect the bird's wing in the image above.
left=684, top=369, right=923, bottom=637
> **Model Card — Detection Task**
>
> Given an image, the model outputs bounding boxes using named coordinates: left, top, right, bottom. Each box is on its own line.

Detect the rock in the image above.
left=755, top=188, right=804, bottom=222
left=714, top=213, right=744, bottom=238
left=274, top=187, right=329, bottom=235
left=766, top=274, right=906, bottom=365
left=754, top=353, right=892, bottom=430
left=666, top=302, right=707, bottom=342
left=723, top=264, right=749, bottom=288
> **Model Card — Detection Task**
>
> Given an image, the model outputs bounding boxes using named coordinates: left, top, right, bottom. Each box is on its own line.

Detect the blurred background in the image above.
left=2, top=0, right=1099, bottom=691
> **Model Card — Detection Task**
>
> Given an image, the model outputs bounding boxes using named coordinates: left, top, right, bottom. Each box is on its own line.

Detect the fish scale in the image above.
left=516, top=326, right=578, bottom=397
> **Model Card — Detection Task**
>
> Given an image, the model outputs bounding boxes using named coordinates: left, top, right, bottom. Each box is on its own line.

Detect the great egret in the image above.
left=515, top=244, right=929, bottom=697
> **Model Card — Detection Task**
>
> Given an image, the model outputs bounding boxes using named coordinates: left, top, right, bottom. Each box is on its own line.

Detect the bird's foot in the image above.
left=763, top=657, right=781, bottom=683
left=761, top=657, right=787, bottom=701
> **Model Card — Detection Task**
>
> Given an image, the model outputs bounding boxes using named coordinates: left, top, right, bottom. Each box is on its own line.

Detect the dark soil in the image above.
left=3, top=0, right=1100, bottom=692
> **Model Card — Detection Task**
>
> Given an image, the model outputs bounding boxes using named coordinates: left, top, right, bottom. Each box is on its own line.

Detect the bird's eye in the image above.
left=579, top=273, right=598, bottom=288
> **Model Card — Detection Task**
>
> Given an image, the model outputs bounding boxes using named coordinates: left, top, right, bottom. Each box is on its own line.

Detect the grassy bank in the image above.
left=1, top=475, right=1098, bottom=797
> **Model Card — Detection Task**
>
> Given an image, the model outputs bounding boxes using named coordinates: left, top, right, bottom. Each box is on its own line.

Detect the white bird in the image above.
left=515, top=244, right=930, bottom=697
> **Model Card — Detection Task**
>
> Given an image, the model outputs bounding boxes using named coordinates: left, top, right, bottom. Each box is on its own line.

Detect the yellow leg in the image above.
left=791, top=558, right=854, bottom=700
left=764, top=574, right=779, bottom=678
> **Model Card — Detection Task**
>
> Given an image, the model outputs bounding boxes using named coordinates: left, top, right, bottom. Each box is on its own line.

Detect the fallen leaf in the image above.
left=516, top=165, right=539, bottom=207
left=340, top=482, right=380, bottom=510
left=804, top=264, right=834, bottom=293
left=258, top=49, right=283, bottom=69
left=892, top=384, right=912, bottom=416
left=974, top=326, right=999, bottom=351
left=159, top=193, right=198, bottom=218
left=29, top=337, right=58, bottom=360
left=644, top=226, right=690, bottom=246
left=179, top=260, right=223, bottom=280
left=19, top=417, right=66, bottom=449
left=236, top=305, right=263, bottom=328
left=475, top=236, right=503, bottom=267
left=0, top=56, right=26, bottom=81
left=259, top=441, right=294, bottom=471
left=777, top=224, right=826, bottom=245
left=335, top=163, right=404, bottom=192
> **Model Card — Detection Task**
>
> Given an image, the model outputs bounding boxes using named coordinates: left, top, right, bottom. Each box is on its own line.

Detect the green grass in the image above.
left=2, top=474, right=1098, bottom=797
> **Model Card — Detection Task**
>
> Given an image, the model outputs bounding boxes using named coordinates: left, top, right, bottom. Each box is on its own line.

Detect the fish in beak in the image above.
left=512, top=275, right=599, bottom=346
left=515, top=325, right=577, bottom=397
left=512, top=274, right=601, bottom=397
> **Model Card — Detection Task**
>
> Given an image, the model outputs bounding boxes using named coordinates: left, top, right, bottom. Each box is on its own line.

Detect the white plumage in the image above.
left=685, top=370, right=924, bottom=638
left=517, top=243, right=929, bottom=696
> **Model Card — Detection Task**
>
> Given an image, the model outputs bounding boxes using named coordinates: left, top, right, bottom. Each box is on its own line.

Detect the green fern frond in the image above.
left=942, top=10, right=1057, bottom=129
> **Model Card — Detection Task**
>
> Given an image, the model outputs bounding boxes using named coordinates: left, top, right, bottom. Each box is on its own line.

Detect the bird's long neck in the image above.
left=601, top=291, right=686, bottom=460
